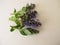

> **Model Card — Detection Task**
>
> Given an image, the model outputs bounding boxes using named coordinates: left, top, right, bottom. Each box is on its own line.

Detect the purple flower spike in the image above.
left=26, top=11, right=37, bottom=19
left=31, top=22, right=41, bottom=28
left=31, top=24, right=38, bottom=28
left=24, top=21, right=31, bottom=26
left=31, top=12, right=36, bottom=18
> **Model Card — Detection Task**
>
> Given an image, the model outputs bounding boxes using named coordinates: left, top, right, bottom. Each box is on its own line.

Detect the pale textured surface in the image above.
left=0, top=0, right=60, bottom=45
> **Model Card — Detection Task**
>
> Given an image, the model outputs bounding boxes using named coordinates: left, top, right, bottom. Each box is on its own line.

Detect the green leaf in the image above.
left=24, top=29, right=31, bottom=35
left=12, top=8, right=21, bottom=18
left=17, top=7, right=27, bottom=16
left=10, top=25, right=19, bottom=29
left=9, top=16, right=21, bottom=25
left=17, top=25, right=24, bottom=29
left=13, top=7, right=27, bottom=18
left=20, top=29, right=27, bottom=35
left=19, top=11, right=25, bottom=15
left=19, top=28, right=31, bottom=35
left=15, top=12, right=21, bottom=18
left=27, top=28, right=39, bottom=34
left=32, top=29, right=39, bottom=34
left=14, top=8, right=16, bottom=13
left=10, top=25, right=20, bottom=32
left=9, top=16, right=16, bottom=21
left=22, top=7, right=27, bottom=12
left=15, top=19, right=20, bottom=25
left=10, top=27, right=15, bottom=32
left=26, top=28, right=34, bottom=34
left=10, top=9, right=16, bottom=15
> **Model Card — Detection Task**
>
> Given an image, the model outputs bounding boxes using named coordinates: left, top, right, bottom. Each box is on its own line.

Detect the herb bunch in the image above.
left=9, top=4, right=42, bottom=36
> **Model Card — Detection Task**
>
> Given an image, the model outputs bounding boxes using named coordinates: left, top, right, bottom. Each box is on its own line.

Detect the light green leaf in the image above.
left=24, top=29, right=32, bottom=35
left=9, top=16, right=16, bottom=21
left=22, top=7, right=27, bottom=11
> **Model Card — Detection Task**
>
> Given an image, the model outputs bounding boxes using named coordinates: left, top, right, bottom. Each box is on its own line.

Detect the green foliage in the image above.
left=9, top=16, right=16, bottom=21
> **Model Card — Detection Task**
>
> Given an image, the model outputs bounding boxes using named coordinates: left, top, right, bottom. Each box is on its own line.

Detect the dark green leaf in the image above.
left=18, top=25, right=24, bottom=29
left=15, top=12, right=21, bottom=18
left=14, top=8, right=16, bottom=13
left=26, top=4, right=30, bottom=10
left=15, top=19, right=20, bottom=25
left=10, top=27, right=15, bottom=32
left=10, top=25, right=20, bottom=32
left=20, top=29, right=27, bottom=35
left=26, top=28, right=39, bottom=34
left=32, top=29, right=39, bottom=34
left=10, top=25, right=19, bottom=29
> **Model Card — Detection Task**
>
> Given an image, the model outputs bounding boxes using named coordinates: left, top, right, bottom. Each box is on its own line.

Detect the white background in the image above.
left=0, top=0, right=60, bottom=45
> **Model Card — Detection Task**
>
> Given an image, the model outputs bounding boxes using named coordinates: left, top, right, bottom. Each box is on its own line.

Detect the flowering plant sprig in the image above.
left=9, top=4, right=42, bottom=36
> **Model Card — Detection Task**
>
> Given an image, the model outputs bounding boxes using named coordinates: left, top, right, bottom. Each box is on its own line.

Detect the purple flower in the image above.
left=24, top=21, right=31, bottom=26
